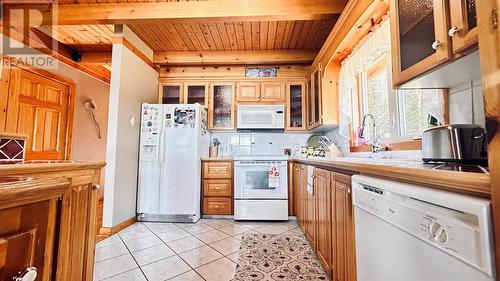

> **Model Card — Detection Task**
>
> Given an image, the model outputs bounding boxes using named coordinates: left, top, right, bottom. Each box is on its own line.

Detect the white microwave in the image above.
left=237, top=105, right=285, bottom=130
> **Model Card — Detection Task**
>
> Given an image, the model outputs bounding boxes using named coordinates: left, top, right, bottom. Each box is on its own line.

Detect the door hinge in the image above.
left=493, top=8, right=498, bottom=30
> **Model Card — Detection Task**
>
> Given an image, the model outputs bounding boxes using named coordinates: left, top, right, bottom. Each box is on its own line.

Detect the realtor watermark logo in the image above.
left=1, top=2, right=59, bottom=69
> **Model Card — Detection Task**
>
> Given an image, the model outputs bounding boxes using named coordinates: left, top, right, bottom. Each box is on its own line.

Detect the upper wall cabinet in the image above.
left=261, top=82, right=285, bottom=102
left=160, top=83, right=183, bottom=104
left=390, top=0, right=452, bottom=86
left=449, top=0, right=478, bottom=54
left=236, top=81, right=285, bottom=103
left=184, top=82, right=208, bottom=107
left=209, top=82, right=235, bottom=130
left=286, top=81, right=306, bottom=131
left=307, top=67, right=323, bottom=129
left=236, top=82, right=261, bottom=102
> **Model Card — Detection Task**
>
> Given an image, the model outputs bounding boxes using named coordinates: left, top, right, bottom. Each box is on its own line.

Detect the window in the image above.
left=398, top=89, right=445, bottom=137
left=364, top=58, right=392, bottom=139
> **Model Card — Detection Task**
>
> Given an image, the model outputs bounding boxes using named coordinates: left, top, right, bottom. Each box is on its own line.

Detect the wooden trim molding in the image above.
left=112, top=36, right=160, bottom=72
left=350, top=139, right=422, bottom=152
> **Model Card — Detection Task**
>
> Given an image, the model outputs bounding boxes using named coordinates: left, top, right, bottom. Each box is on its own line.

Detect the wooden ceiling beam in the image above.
left=30, top=0, right=346, bottom=25
left=153, top=50, right=318, bottom=65
left=79, top=52, right=112, bottom=65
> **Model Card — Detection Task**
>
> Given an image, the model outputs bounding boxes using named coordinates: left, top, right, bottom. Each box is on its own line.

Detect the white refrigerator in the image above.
left=137, top=103, right=209, bottom=223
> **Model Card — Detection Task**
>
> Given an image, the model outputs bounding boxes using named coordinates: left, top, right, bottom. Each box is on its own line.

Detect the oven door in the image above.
left=234, top=161, right=288, bottom=199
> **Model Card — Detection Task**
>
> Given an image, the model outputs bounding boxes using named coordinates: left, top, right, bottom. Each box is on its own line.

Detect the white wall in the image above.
left=103, top=39, right=158, bottom=227
left=449, top=79, right=485, bottom=127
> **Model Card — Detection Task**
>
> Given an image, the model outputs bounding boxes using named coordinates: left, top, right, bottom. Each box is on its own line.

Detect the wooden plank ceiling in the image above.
left=129, top=19, right=336, bottom=52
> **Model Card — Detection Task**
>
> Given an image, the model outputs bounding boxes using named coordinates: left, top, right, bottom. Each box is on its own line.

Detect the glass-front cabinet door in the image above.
left=449, top=0, right=478, bottom=53
left=286, top=82, right=306, bottom=131
left=210, top=83, right=235, bottom=130
left=390, top=0, right=451, bottom=86
left=307, top=77, right=313, bottom=128
left=160, top=83, right=183, bottom=104
left=184, top=82, right=208, bottom=107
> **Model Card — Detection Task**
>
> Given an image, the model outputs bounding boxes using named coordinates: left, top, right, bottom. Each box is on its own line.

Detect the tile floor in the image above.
left=93, top=219, right=301, bottom=281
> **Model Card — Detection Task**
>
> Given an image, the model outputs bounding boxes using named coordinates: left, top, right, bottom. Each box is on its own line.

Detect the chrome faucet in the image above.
left=359, top=114, right=385, bottom=153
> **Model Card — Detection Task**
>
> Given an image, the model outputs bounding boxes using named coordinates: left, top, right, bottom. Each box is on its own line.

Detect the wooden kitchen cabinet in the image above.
left=314, top=168, right=332, bottom=277
left=390, top=0, right=452, bottom=86
left=293, top=163, right=307, bottom=228
left=209, top=83, right=235, bottom=130
left=202, top=160, right=233, bottom=215
left=286, top=82, right=307, bottom=131
left=331, top=171, right=356, bottom=281
left=260, top=82, right=285, bottom=102
left=160, top=82, right=183, bottom=104
left=449, top=0, right=478, bottom=54
left=0, top=177, right=69, bottom=281
left=236, top=82, right=261, bottom=102
left=184, top=82, right=208, bottom=107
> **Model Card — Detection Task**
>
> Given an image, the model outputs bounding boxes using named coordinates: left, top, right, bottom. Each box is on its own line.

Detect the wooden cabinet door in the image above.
left=286, top=82, right=306, bottom=131
left=306, top=77, right=313, bottom=128
left=305, top=172, right=316, bottom=249
left=311, top=69, right=322, bottom=128
left=0, top=200, right=58, bottom=281
left=260, top=82, right=285, bottom=102
left=314, top=168, right=332, bottom=276
left=236, top=82, right=260, bottom=102
left=294, top=164, right=306, bottom=227
left=331, top=172, right=356, bottom=281
left=5, top=68, right=71, bottom=160
left=449, top=0, right=478, bottom=53
left=184, top=82, right=208, bottom=107
left=390, top=0, right=452, bottom=86
left=160, top=83, right=183, bottom=104
left=209, top=83, right=235, bottom=130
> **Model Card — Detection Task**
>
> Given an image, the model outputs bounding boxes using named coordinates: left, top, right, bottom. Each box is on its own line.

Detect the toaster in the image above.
left=422, top=124, right=487, bottom=164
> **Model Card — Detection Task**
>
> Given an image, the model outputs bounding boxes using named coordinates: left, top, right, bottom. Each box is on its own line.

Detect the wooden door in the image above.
left=294, top=164, right=305, bottom=227
left=286, top=82, right=306, bottom=131
left=449, top=0, right=478, bottom=54
left=5, top=68, right=71, bottom=160
left=331, top=172, right=356, bottom=281
left=314, top=168, right=332, bottom=276
left=260, top=82, right=285, bottom=102
left=305, top=169, right=316, bottom=248
left=390, top=0, right=452, bottom=86
left=236, top=82, right=260, bottom=102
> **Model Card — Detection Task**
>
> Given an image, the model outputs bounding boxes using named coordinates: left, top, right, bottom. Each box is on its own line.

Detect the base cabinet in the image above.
left=202, top=160, right=233, bottom=215
left=293, top=163, right=356, bottom=281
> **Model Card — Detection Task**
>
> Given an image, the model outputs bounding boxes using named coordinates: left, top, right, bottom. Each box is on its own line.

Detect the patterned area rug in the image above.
left=234, top=233, right=330, bottom=281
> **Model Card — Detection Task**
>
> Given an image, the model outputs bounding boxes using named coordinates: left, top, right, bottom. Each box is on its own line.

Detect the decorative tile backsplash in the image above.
left=0, top=135, right=26, bottom=163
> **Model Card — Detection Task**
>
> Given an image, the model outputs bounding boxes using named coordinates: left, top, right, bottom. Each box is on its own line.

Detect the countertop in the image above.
left=291, top=157, right=490, bottom=197
left=0, top=160, right=106, bottom=174
left=201, top=157, right=233, bottom=161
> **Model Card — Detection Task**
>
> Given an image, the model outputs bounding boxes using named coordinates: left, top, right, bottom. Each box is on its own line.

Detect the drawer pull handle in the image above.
left=214, top=205, right=220, bottom=208
left=92, top=184, right=101, bottom=190
left=214, top=187, right=221, bottom=190
left=214, top=169, right=222, bottom=172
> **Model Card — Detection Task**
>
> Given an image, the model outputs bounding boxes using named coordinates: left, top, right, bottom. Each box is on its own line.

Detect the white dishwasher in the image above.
left=352, top=175, right=495, bottom=281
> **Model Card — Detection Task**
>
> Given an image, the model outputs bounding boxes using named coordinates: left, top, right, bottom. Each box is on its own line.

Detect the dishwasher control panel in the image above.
left=352, top=175, right=494, bottom=277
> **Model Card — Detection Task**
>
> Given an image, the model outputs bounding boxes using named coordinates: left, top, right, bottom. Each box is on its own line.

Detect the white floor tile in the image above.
left=194, top=229, right=230, bottom=244
left=167, top=270, right=204, bottom=281
left=143, top=222, right=181, bottom=234
left=182, top=223, right=214, bottom=235
left=200, top=219, right=233, bottom=228
left=118, top=223, right=154, bottom=241
left=167, top=236, right=205, bottom=254
left=141, top=255, right=191, bottom=281
left=209, top=237, right=241, bottom=255
left=179, top=245, right=223, bottom=268
left=226, top=252, right=240, bottom=263
left=256, top=225, right=287, bottom=234
left=132, top=244, right=176, bottom=266
left=195, top=257, right=236, bottom=281
left=95, top=242, right=129, bottom=262
left=156, top=227, right=191, bottom=243
left=93, top=254, right=137, bottom=281
left=124, top=235, right=163, bottom=252
left=218, top=224, right=249, bottom=236
left=101, top=268, right=147, bottom=281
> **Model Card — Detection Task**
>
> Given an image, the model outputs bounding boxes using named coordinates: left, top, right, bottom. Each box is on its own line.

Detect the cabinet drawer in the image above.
left=203, top=198, right=232, bottom=215
left=204, top=180, right=232, bottom=197
left=203, top=162, right=232, bottom=179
